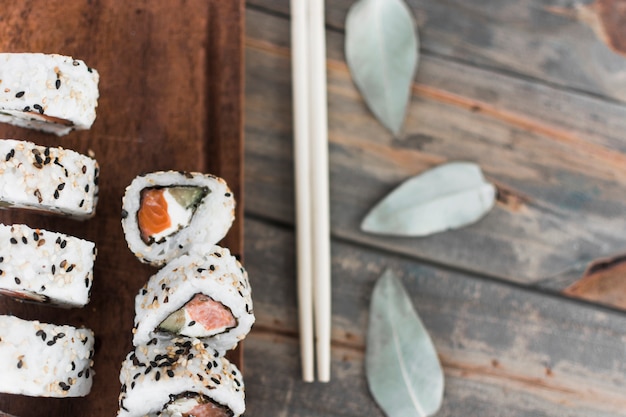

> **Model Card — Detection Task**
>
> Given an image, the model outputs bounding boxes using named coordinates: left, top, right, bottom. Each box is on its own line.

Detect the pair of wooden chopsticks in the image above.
left=290, top=0, right=331, bottom=383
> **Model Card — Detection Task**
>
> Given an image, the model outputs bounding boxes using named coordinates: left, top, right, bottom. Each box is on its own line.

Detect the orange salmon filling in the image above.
left=138, top=188, right=171, bottom=243
left=187, top=294, right=237, bottom=333
left=183, top=401, right=232, bottom=417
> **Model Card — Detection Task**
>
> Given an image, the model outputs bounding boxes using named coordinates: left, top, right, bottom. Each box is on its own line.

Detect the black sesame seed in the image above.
left=36, top=330, right=46, bottom=341
left=53, top=190, right=59, bottom=199
left=23, top=106, right=30, bottom=112
left=85, top=277, right=89, bottom=287
left=188, top=321, right=196, bottom=327
left=225, top=192, right=231, bottom=197
left=44, top=147, right=50, bottom=157
left=71, top=361, right=76, bottom=370
left=60, top=240, right=67, bottom=249
left=47, top=340, right=56, bottom=346
left=15, top=91, right=24, bottom=98
left=57, top=183, right=65, bottom=190
left=5, top=153, right=11, bottom=162
left=141, top=289, right=147, bottom=295
left=33, top=232, right=38, bottom=241
left=0, top=257, right=3, bottom=262
left=59, top=382, right=70, bottom=391
left=55, top=79, right=61, bottom=89
left=57, top=333, right=65, bottom=339
left=167, top=370, right=174, bottom=378
left=72, top=60, right=80, bottom=66
left=131, top=381, right=135, bottom=389
left=51, top=265, right=56, bottom=274
left=78, top=370, right=83, bottom=378
left=163, top=296, right=169, bottom=303
left=85, top=184, right=89, bottom=192
left=33, top=104, right=43, bottom=114
left=17, top=359, right=23, bottom=368
left=66, top=264, right=74, bottom=272
left=121, top=209, right=128, bottom=219
left=14, top=277, right=20, bottom=284
left=85, top=369, right=90, bottom=378
left=187, top=353, right=194, bottom=361
left=34, top=154, right=43, bottom=164
left=21, top=236, right=27, bottom=244
left=155, top=371, right=161, bottom=381
left=10, top=238, right=17, bottom=244
left=211, top=377, right=221, bottom=385
left=197, top=268, right=205, bottom=273
left=79, top=199, right=84, bottom=208
left=209, top=265, right=215, bottom=271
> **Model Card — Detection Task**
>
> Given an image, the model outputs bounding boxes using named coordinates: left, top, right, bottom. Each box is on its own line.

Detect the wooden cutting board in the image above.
left=0, top=1, right=244, bottom=416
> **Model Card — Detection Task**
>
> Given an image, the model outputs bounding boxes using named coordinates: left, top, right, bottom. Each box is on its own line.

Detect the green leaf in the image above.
left=345, top=0, right=419, bottom=135
left=367, top=270, right=444, bottom=417
left=361, top=162, right=495, bottom=236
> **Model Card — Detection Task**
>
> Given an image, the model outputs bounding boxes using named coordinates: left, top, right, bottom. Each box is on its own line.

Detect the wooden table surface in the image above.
left=242, top=1, right=626, bottom=416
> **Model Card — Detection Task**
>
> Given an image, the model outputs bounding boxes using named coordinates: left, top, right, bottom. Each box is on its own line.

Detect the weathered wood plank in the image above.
left=248, top=0, right=626, bottom=102
left=244, top=8, right=626, bottom=288
left=244, top=218, right=626, bottom=416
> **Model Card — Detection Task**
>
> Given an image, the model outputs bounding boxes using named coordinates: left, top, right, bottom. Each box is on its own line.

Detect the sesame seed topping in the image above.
left=15, top=91, right=24, bottom=98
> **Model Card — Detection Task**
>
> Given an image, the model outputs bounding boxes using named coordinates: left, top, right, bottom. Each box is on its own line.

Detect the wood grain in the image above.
left=244, top=218, right=626, bottom=416
left=244, top=7, right=626, bottom=288
left=248, top=0, right=626, bottom=102
left=0, top=1, right=243, bottom=416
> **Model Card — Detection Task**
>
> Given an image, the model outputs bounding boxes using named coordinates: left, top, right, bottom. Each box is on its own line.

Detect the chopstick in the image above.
left=290, top=0, right=332, bottom=383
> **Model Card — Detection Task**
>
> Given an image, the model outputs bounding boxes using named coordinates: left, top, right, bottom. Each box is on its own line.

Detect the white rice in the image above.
left=0, top=139, right=99, bottom=218
left=0, top=53, right=99, bottom=136
left=121, top=171, right=235, bottom=266
left=0, top=315, right=95, bottom=397
left=0, top=223, right=96, bottom=307
left=133, top=245, right=254, bottom=354
left=118, top=338, right=245, bottom=417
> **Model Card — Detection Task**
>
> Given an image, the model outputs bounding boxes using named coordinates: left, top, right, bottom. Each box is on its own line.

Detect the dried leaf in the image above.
left=345, top=0, right=419, bottom=135
left=361, top=162, right=495, bottom=236
left=367, top=270, right=444, bottom=417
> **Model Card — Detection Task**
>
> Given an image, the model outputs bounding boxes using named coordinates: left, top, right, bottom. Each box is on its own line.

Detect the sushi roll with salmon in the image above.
left=118, top=337, right=245, bottom=417
left=121, top=171, right=235, bottom=266
left=0, top=139, right=99, bottom=219
left=0, top=223, right=96, bottom=307
left=0, top=315, right=95, bottom=397
left=0, top=53, right=99, bottom=136
left=133, top=245, right=254, bottom=354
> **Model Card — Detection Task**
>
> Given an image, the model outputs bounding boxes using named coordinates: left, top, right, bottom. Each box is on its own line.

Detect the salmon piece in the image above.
left=187, top=294, right=236, bottom=333
left=183, top=401, right=233, bottom=417
left=138, top=188, right=171, bottom=243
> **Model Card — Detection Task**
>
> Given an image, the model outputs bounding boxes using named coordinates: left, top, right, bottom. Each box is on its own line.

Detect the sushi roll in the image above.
left=0, top=139, right=99, bottom=219
left=0, top=314, right=95, bottom=397
left=0, top=223, right=96, bottom=307
left=118, top=338, right=245, bottom=417
left=133, top=245, right=254, bottom=354
left=121, top=171, right=235, bottom=266
left=0, top=53, right=99, bottom=136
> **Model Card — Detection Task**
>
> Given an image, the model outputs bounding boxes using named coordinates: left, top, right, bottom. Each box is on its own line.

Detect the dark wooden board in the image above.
left=244, top=218, right=626, bottom=416
left=244, top=7, right=626, bottom=290
left=0, top=1, right=244, bottom=416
